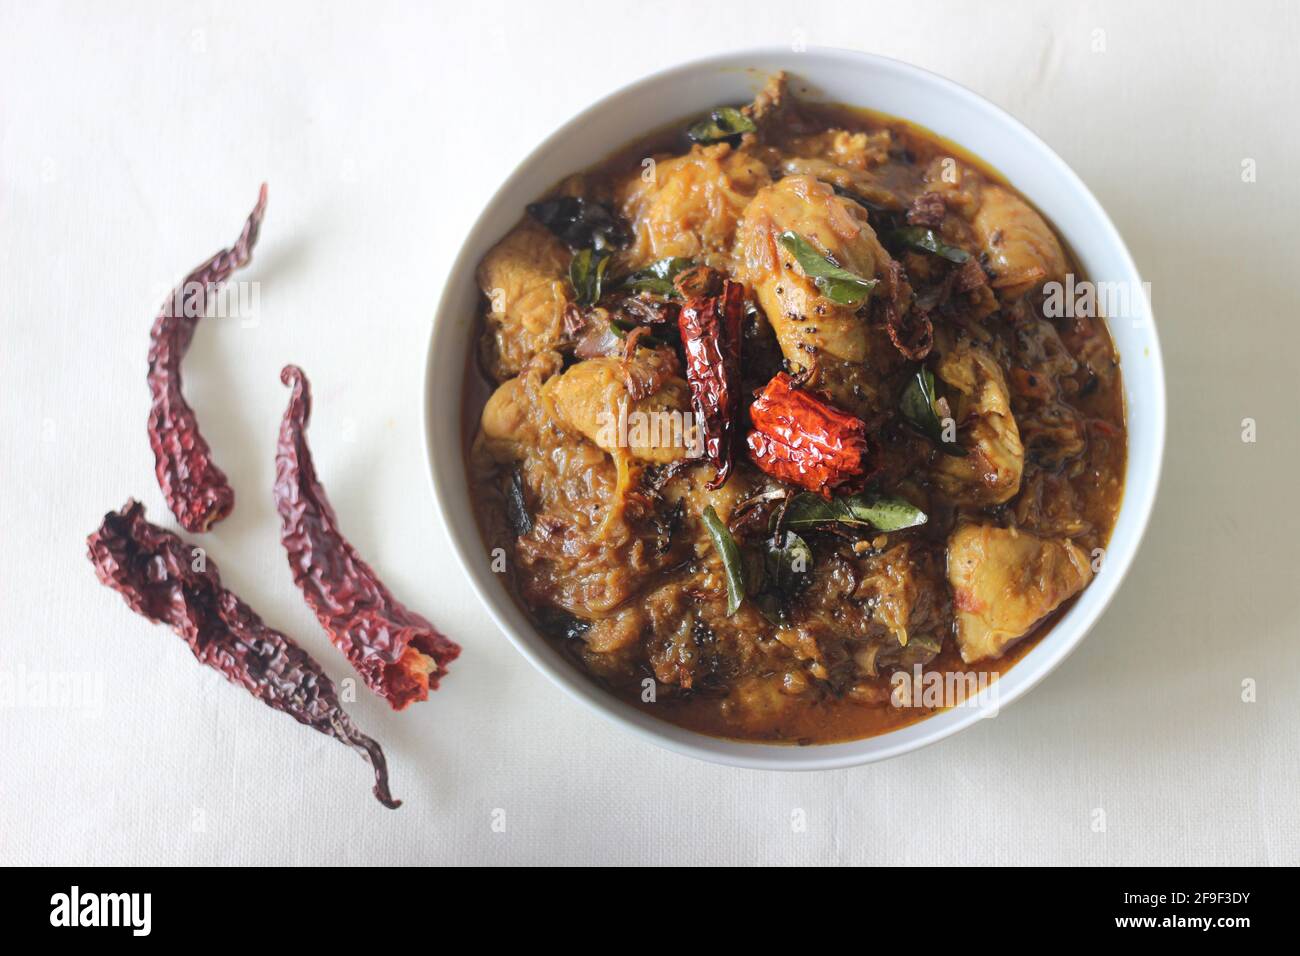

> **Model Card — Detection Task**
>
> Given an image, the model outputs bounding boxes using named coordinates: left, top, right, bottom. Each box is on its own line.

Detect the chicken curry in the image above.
left=466, top=74, right=1126, bottom=743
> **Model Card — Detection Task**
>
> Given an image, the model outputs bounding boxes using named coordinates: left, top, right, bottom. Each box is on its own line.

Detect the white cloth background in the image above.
left=2, top=0, right=1296, bottom=866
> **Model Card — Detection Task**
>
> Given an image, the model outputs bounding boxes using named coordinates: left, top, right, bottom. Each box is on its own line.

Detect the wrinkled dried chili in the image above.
left=87, top=500, right=399, bottom=808
left=746, top=372, right=869, bottom=496
left=147, top=184, right=268, bottom=532
left=275, top=366, right=460, bottom=710
left=678, top=279, right=744, bottom=488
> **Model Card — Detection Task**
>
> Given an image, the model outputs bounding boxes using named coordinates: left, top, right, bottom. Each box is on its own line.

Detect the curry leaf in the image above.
left=569, top=248, right=610, bottom=307
left=901, top=367, right=967, bottom=456
left=889, top=225, right=971, bottom=263
left=778, top=492, right=928, bottom=534
left=702, top=505, right=745, bottom=616
left=538, top=608, right=592, bottom=642
left=752, top=592, right=787, bottom=626
left=900, top=367, right=942, bottom=437
left=777, top=231, right=879, bottom=306
left=608, top=314, right=669, bottom=349
left=687, top=106, right=756, bottom=145
left=505, top=468, right=533, bottom=537
left=527, top=197, right=628, bottom=251
left=747, top=531, right=812, bottom=626
left=620, top=256, right=694, bottom=296
left=765, top=530, right=813, bottom=594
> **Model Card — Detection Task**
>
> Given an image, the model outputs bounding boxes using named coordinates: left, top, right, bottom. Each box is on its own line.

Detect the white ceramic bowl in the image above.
left=423, top=48, right=1165, bottom=769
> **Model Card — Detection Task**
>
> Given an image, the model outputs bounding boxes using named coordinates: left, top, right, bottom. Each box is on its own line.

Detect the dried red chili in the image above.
left=147, top=184, right=268, bottom=532
left=275, top=365, right=460, bottom=710
left=746, top=372, right=869, bottom=496
left=87, top=500, right=399, bottom=808
left=678, top=279, right=744, bottom=488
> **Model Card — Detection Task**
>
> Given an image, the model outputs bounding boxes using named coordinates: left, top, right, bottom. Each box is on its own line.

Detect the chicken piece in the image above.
left=582, top=604, right=647, bottom=654
left=971, top=186, right=1066, bottom=301
left=616, top=143, right=770, bottom=267
left=783, top=128, right=895, bottom=171
left=932, top=342, right=1024, bottom=506
left=488, top=354, right=695, bottom=619
left=735, top=174, right=892, bottom=369
left=851, top=543, right=948, bottom=654
left=661, top=461, right=756, bottom=537
left=721, top=675, right=795, bottom=725
left=476, top=220, right=572, bottom=379
left=478, top=351, right=563, bottom=463
left=779, top=156, right=904, bottom=212
left=541, top=355, right=692, bottom=464
left=742, top=69, right=807, bottom=141
left=947, top=523, right=1093, bottom=662
left=915, top=156, right=992, bottom=222
left=481, top=378, right=528, bottom=444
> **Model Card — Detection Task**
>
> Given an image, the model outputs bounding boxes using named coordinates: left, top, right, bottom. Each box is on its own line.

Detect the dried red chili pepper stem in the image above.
left=678, top=279, right=744, bottom=488
left=147, top=184, right=268, bottom=532
left=746, top=372, right=869, bottom=496
left=87, top=499, right=399, bottom=809
left=275, top=365, right=461, bottom=711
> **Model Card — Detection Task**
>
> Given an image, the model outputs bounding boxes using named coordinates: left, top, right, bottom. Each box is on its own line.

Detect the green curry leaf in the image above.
left=569, top=248, right=610, bottom=307
left=607, top=314, right=669, bottom=349
left=620, top=256, right=694, bottom=296
left=900, top=367, right=967, bottom=456
left=751, top=593, right=787, bottom=626
left=777, top=231, right=879, bottom=306
left=702, top=505, right=746, bottom=616
left=889, top=225, right=971, bottom=263
left=687, top=106, right=756, bottom=145
left=747, top=530, right=814, bottom=625
left=765, top=530, right=813, bottom=594
left=778, top=493, right=928, bottom=534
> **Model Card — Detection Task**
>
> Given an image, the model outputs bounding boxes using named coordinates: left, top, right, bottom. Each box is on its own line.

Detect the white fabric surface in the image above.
left=2, top=0, right=1297, bottom=866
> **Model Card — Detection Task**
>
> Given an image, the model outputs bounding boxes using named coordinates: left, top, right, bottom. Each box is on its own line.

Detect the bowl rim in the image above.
left=422, top=46, right=1167, bottom=771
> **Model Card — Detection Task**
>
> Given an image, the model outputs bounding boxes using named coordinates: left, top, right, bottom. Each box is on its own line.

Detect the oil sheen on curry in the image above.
left=467, top=73, right=1126, bottom=743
